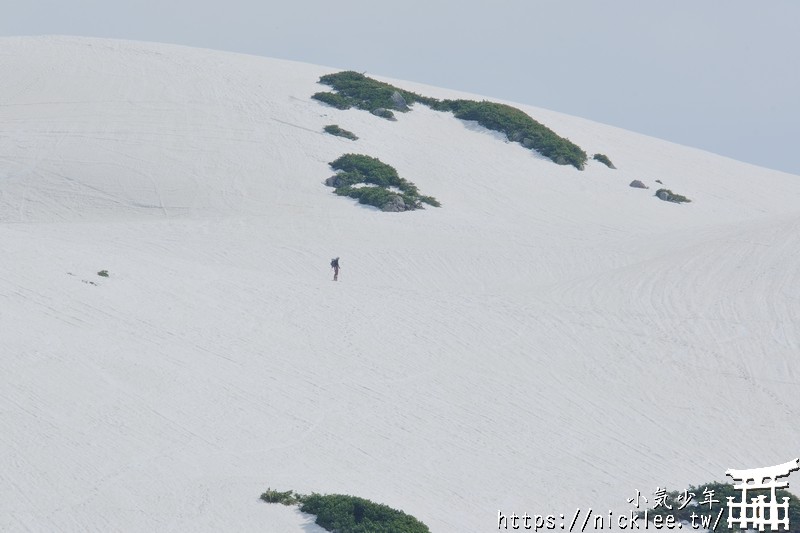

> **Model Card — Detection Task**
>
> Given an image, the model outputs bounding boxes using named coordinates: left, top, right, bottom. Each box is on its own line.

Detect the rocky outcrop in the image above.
left=381, top=195, right=407, bottom=212
left=390, top=91, right=409, bottom=111
left=629, top=180, right=648, bottom=189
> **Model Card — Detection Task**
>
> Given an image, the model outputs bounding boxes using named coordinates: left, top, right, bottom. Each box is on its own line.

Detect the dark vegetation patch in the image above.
left=655, top=188, right=691, bottom=203
left=313, top=71, right=588, bottom=169
left=326, top=153, right=440, bottom=211
left=324, top=124, right=358, bottom=140
left=261, top=488, right=430, bottom=533
left=437, top=99, right=587, bottom=169
left=314, top=70, right=437, bottom=112
left=593, top=153, right=615, bottom=168
left=312, top=91, right=353, bottom=110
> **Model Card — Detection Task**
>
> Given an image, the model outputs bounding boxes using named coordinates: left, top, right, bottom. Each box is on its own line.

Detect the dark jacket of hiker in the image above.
left=331, top=257, right=340, bottom=280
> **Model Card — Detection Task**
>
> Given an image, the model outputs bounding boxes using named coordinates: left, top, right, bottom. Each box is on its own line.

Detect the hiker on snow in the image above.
left=331, top=257, right=340, bottom=281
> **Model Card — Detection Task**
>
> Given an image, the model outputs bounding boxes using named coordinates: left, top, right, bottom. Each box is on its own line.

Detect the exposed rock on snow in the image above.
left=381, top=195, right=407, bottom=212
left=370, top=107, right=396, bottom=120
left=657, top=189, right=672, bottom=201
left=390, top=90, right=409, bottom=111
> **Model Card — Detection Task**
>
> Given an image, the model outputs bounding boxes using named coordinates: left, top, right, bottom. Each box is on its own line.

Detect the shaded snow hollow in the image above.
left=1, top=36, right=799, bottom=532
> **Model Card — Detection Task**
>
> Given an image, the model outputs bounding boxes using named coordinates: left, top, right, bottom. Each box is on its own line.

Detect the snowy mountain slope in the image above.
left=1, top=36, right=799, bottom=532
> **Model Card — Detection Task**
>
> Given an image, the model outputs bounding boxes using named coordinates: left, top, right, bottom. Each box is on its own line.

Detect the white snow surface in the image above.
left=1, top=36, right=799, bottom=532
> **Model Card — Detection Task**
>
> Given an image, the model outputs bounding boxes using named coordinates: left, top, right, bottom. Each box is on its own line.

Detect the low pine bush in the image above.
left=260, top=488, right=302, bottom=506
left=655, top=188, right=691, bottom=203
left=593, top=153, right=615, bottom=168
left=327, top=154, right=439, bottom=211
left=324, top=124, right=358, bottom=140
left=261, top=488, right=430, bottom=532
left=437, top=99, right=587, bottom=169
left=317, top=71, right=434, bottom=112
left=312, top=71, right=589, bottom=169
left=312, top=91, right=353, bottom=110
left=301, top=493, right=430, bottom=533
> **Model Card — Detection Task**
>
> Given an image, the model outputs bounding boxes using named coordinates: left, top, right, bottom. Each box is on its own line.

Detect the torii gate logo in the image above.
left=726, top=458, right=799, bottom=531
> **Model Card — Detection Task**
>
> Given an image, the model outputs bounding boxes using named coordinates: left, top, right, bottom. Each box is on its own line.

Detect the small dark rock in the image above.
left=629, top=180, right=648, bottom=189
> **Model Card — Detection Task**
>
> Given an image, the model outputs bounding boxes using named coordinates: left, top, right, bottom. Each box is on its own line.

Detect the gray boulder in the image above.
left=521, top=137, right=535, bottom=149
left=629, top=180, right=648, bottom=189
left=390, top=91, right=409, bottom=111
left=381, top=195, right=407, bottom=212
left=656, top=189, right=672, bottom=201
left=324, top=175, right=341, bottom=188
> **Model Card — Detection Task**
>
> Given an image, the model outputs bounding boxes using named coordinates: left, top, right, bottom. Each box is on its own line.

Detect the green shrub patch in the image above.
left=655, top=188, right=691, bottom=203
left=326, top=154, right=439, bottom=211
left=261, top=488, right=430, bottom=533
left=312, top=71, right=589, bottom=169
left=324, top=124, right=358, bottom=140
left=593, top=153, right=615, bottom=168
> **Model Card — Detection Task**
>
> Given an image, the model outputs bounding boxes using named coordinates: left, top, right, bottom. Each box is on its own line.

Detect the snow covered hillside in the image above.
left=1, top=36, right=799, bottom=532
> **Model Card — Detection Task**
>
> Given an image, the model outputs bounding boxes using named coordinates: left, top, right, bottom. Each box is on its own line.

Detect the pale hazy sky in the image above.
left=4, top=1, right=799, bottom=175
